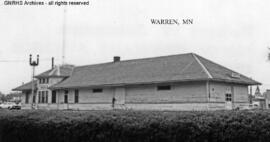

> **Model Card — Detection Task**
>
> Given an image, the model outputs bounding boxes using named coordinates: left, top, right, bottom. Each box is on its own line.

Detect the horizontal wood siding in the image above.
left=209, top=82, right=249, bottom=103
left=126, top=82, right=207, bottom=103
left=126, top=102, right=227, bottom=111
left=57, top=88, right=114, bottom=104
left=20, top=81, right=249, bottom=111
left=233, top=85, right=248, bottom=102
left=209, top=82, right=230, bottom=102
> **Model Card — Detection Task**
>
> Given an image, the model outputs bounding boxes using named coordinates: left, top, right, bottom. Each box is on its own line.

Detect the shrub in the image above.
left=0, top=110, right=270, bottom=142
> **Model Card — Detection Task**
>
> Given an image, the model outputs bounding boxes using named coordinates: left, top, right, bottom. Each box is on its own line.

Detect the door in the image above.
left=64, top=94, right=68, bottom=103
left=63, top=90, right=69, bottom=110
left=113, top=88, right=126, bottom=109
left=225, top=86, right=234, bottom=110
left=225, top=93, right=232, bottom=109
left=52, top=91, right=56, bottom=103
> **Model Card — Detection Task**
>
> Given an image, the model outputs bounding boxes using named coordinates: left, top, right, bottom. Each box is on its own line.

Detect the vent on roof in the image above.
left=231, top=72, right=241, bottom=78
left=113, top=56, right=120, bottom=62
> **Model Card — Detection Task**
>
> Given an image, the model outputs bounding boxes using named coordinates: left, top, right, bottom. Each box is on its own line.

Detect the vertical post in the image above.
left=31, top=66, right=34, bottom=108
left=249, top=86, right=253, bottom=104
left=265, top=92, right=269, bottom=109
left=57, top=90, right=59, bottom=110
left=206, top=81, right=210, bottom=110
left=250, top=86, right=252, bottom=96
left=62, top=7, right=67, bottom=65
left=29, top=54, right=39, bottom=109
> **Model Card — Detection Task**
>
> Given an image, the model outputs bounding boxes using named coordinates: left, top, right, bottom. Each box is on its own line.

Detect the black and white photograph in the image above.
left=0, top=0, right=270, bottom=141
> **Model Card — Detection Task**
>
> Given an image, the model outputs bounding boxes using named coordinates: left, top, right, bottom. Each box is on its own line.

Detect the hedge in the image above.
left=0, top=110, right=270, bottom=142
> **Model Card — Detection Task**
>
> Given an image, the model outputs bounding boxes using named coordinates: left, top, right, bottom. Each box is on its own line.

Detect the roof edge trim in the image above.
left=192, top=53, right=213, bottom=79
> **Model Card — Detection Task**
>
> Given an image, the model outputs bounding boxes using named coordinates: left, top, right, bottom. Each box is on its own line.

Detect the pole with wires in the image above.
left=62, top=7, right=67, bottom=65
left=29, top=54, right=39, bottom=109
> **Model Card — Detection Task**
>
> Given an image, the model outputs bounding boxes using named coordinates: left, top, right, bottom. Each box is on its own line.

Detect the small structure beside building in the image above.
left=264, top=90, right=270, bottom=109
left=13, top=53, right=261, bottom=111
left=251, top=86, right=266, bottom=109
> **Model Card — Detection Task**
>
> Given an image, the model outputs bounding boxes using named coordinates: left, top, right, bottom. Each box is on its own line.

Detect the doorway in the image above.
left=225, top=93, right=232, bottom=109
left=113, top=88, right=126, bottom=109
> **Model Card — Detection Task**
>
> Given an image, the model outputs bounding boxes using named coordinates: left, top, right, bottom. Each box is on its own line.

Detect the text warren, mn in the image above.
left=151, top=19, right=193, bottom=25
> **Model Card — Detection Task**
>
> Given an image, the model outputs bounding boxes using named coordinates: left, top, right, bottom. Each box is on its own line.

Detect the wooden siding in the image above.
left=233, top=85, right=249, bottom=102
left=126, top=103, right=224, bottom=111
left=57, top=88, right=114, bottom=104
left=20, top=81, right=249, bottom=110
left=125, top=82, right=207, bottom=103
left=209, top=82, right=249, bottom=103
left=209, top=82, right=231, bottom=102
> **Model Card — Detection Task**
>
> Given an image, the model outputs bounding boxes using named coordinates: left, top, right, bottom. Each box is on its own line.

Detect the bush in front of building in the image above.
left=0, top=110, right=270, bottom=142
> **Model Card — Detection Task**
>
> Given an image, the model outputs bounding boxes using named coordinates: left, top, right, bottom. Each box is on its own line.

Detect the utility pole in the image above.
left=29, top=54, right=39, bottom=109
left=62, top=7, right=67, bottom=65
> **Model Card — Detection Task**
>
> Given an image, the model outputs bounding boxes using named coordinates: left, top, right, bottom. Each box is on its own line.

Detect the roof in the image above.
left=52, top=53, right=260, bottom=89
left=13, top=65, right=74, bottom=91
left=12, top=80, right=37, bottom=91
left=194, top=54, right=261, bottom=85
left=35, top=64, right=74, bottom=78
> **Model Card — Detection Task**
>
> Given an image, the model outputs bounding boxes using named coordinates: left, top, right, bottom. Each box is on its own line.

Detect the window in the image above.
left=41, top=91, right=45, bottom=103
left=38, top=91, right=41, bottom=103
left=75, top=89, right=79, bottom=103
left=64, top=90, right=68, bottom=103
left=40, top=78, right=44, bottom=84
left=45, top=91, right=48, bottom=103
left=38, top=91, right=49, bottom=103
left=39, top=78, right=49, bottom=84
left=93, top=88, right=103, bottom=93
left=225, top=93, right=232, bottom=102
left=157, top=85, right=171, bottom=91
left=52, top=91, right=56, bottom=103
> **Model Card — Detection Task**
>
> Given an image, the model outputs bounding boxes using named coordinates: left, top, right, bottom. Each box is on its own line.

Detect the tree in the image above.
left=0, top=92, right=6, bottom=102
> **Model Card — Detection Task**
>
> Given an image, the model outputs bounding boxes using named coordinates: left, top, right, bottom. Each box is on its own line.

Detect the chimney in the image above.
left=113, top=56, right=120, bottom=62
left=51, top=57, right=54, bottom=69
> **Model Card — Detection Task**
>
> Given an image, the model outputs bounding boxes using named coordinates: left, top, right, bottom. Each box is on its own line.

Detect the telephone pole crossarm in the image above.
left=29, top=54, right=39, bottom=109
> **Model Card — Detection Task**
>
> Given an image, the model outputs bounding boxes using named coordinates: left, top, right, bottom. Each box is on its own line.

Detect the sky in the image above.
left=0, top=0, right=270, bottom=94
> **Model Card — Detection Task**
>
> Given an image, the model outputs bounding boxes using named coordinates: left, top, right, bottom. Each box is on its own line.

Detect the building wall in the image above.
left=36, top=77, right=66, bottom=104
left=56, top=88, right=114, bottom=104
left=265, top=90, right=270, bottom=109
left=21, top=90, right=37, bottom=109
left=20, top=77, right=65, bottom=109
left=21, top=92, right=27, bottom=104
left=233, top=84, right=249, bottom=102
left=52, top=82, right=208, bottom=110
left=21, top=81, right=250, bottom=110
left=209, top=82, right=249, bottom=108
left=125, top=82, right=207, bottom=103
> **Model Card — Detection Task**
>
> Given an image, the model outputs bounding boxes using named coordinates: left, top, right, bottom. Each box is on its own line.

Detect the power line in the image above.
left=0, top=60, right=26, bottom=62
left=0, top=58, right=58, bottom=63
